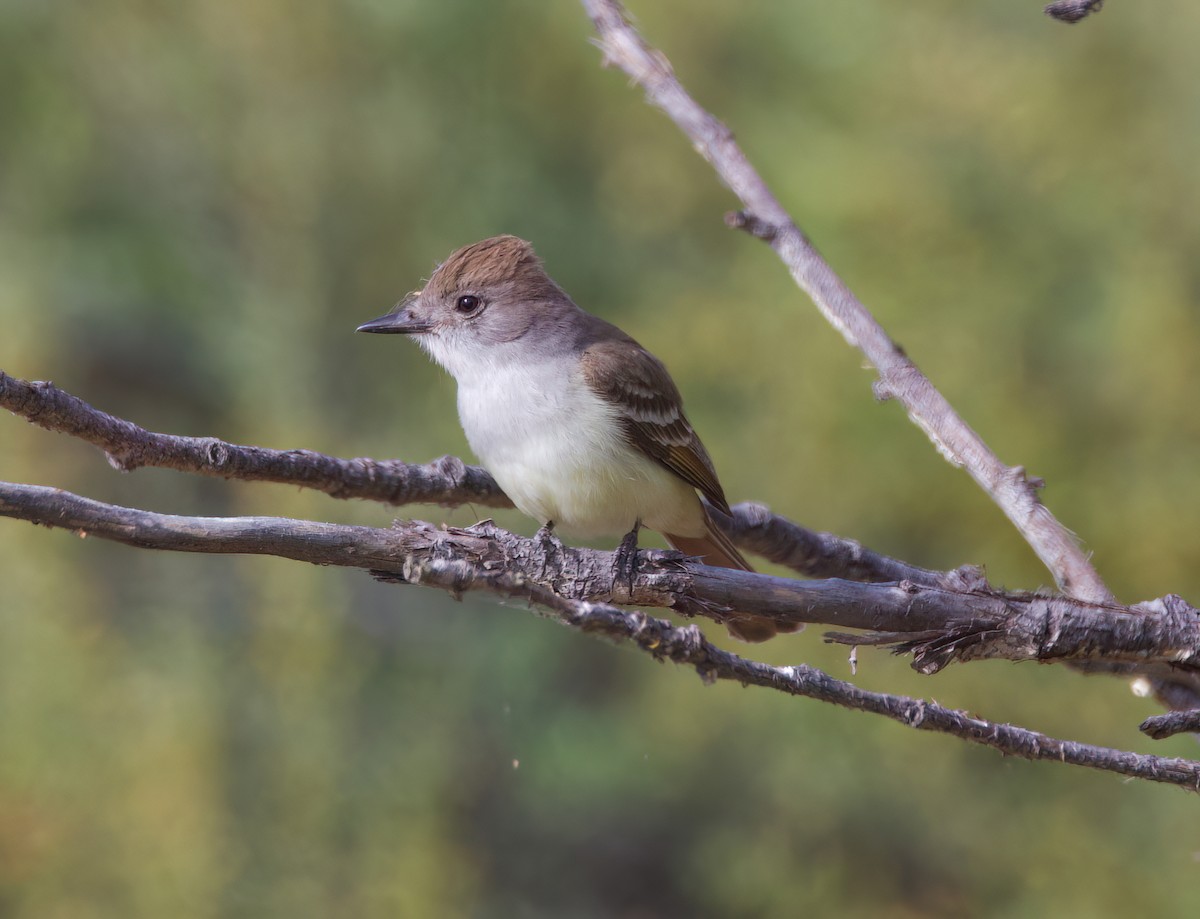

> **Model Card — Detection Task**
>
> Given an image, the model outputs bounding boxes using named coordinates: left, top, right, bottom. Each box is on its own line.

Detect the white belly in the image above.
left=455, top=354, right=705, bottom=539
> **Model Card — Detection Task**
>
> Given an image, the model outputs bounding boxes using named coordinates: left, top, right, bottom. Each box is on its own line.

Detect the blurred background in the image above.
left=1, top=0, right=1198, bottom=915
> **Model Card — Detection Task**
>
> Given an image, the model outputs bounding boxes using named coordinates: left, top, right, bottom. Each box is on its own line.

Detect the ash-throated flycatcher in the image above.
left=358, top=235, right=793, bottom=642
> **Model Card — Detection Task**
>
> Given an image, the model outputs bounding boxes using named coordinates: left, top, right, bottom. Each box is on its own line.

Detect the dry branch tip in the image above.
left=1045, top=0, right=1105, bottom=24
left=1139, top=709, right=1200, bottom=741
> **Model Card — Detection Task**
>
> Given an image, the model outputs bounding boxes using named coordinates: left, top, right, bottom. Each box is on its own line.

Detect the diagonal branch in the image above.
left=581, top=0, right=1113, bottom=606
left=0, top=479, right=1195, bottom=790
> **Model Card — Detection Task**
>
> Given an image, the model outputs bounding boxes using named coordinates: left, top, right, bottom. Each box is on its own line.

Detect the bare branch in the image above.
left=581, top=0, right=1113, bottom=605
left=4, top=481, right=1199, bottom=676
left=417, top=561, right=1200, bottom=792
left=1140, top=709, right=1200, bottom=741
left=0, top=480, right=1195, bottom=790
left=723, top=501, right=978, bottom=589
left=1045, top=0, right=1105, bottom=24
left=0, top=370, right=508, bottom=509
left=0, top=370, right=955, bottom=585
left=17, top=373, right=1186, bottom=681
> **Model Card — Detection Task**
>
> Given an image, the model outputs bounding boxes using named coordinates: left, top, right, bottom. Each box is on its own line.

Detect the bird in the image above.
left=358, top=235, right=794, bottom=641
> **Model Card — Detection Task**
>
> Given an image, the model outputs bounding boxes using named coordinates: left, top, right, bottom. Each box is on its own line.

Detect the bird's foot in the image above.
left=534, top=521, right=565, bottom=559
left=613, top=523, right=642, bottom=596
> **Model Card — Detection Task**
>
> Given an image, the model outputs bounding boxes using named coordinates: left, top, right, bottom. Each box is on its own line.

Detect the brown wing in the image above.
left=579, top=335, right=732, bottom=516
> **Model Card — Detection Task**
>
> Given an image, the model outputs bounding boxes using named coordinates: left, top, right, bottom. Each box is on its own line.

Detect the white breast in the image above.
left=451, top=346, right=704, bottom=539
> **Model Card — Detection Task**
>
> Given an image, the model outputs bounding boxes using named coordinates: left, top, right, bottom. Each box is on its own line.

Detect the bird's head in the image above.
left=357, top=235, right=572, bottom=374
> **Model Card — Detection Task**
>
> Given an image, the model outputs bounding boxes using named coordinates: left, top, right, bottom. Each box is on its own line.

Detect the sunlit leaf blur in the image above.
left=2, top=1, right=1198, bottom=915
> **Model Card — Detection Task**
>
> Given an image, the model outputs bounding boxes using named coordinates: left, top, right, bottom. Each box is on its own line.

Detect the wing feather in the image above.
left=579, top=337, right=732, bottom=515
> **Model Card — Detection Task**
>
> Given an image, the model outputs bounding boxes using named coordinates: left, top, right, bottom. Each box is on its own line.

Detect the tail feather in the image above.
left=665, top=509, right=803, bottom=643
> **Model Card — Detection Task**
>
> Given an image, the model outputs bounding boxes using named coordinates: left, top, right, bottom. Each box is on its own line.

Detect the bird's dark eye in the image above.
left=454, top=295, right=482, bottom=314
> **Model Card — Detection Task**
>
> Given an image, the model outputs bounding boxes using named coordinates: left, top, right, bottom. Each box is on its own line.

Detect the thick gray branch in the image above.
left=3, top=481, right=1198, bottom=676
left=581, top=0, right=1112, bottom=605
left=0, top=481, right=1196, bottom=790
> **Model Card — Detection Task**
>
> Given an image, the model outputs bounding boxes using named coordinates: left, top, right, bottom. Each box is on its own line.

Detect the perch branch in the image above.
left=581, top=0, right=1113, bottom=605
left=0, top=481, right=1195, bottom=791
left=3, top=481, right=1199, bottom=675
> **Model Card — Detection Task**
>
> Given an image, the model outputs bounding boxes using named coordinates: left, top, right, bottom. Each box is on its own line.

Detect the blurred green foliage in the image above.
left=2, top=1, right=1199, bottom=915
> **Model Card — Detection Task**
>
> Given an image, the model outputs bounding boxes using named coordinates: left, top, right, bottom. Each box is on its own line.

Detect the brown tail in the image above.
left=665, top=510, right=803, bottom=643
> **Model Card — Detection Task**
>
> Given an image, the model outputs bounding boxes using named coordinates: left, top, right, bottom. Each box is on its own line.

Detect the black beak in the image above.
left=356, top=307, right=432, bottom=335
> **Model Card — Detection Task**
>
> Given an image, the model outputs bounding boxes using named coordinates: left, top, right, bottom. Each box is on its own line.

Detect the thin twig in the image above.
left=0, top=370, right=506, bottom=509
left=1045, top=0, right=1105, bottom=24
left=1140, top=709, right=1200, bottom=741
left=723, top=501, right=978, bottom=589
left=581, top=0, right=1113, bottom=605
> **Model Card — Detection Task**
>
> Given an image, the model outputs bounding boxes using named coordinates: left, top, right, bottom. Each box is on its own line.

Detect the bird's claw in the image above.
left=613, top=523, right=641, bottom=595
left=535, top=520, right=565, bottom=557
